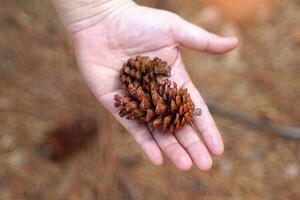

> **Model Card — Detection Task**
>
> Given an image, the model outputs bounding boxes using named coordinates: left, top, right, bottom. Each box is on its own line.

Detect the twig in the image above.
left=206, top=100, right=300, bottom=139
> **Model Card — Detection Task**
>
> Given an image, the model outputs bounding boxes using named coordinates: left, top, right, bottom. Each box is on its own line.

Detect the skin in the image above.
left=52, top=0, right=239, bottom=171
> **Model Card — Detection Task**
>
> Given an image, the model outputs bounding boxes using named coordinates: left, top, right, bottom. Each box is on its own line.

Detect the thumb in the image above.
left=172, top=17, right=239, bottom=54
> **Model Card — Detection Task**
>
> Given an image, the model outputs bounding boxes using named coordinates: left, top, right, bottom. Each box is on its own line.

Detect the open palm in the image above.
left=72, top=4, right=238, bottom=171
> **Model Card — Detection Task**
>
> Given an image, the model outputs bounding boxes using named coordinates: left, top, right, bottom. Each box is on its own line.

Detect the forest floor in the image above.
left=0, top=0, right=299, bottom=199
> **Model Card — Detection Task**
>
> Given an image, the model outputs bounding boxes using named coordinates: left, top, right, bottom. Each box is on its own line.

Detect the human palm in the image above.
left=72, top=4, right=238, bottom=171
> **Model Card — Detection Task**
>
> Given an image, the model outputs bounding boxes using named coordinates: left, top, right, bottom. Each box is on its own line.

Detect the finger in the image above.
left=100, top=91, right=163, bottom=166
left=170, top=57, right=224, bottom=155
left=152, top=130, right=193, bottom=171
left=185, top=82, right=224, bottom=155
left=175, top=125, right=212, bottom=171
left=173, top=17, right=239, bottom=54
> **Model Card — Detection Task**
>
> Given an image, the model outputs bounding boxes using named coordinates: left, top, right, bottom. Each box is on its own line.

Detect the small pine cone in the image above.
left=120, top=56, right=171, bottom=91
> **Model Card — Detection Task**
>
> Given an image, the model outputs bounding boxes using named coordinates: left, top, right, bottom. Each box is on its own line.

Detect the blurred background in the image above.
left=0, top=0, right=299, bottom=199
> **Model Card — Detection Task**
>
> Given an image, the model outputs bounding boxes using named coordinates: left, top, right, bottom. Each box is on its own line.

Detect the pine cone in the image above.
left=115, top=56, right=199, bottom=133
left=120, top=56, right=171, bottom=91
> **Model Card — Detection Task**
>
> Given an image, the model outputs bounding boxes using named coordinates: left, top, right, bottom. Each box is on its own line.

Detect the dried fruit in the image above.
left=115, top=56, right=200, bottom=133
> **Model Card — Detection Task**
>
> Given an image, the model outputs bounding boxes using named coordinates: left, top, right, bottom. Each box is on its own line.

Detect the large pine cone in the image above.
left=115, top=56, right=198, bottom=133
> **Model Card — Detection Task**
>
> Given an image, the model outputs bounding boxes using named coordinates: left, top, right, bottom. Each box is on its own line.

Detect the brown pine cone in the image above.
left=120, top=56, right=171, bottom=91
left=115, top=56, right=199, bottom=133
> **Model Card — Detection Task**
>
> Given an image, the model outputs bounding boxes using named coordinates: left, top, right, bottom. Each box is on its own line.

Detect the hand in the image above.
left=68, top=1, right=238, bottom=171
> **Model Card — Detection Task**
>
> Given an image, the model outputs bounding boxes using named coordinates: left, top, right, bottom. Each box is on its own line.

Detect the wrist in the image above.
left=52, top=0, right=135, bottom=33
